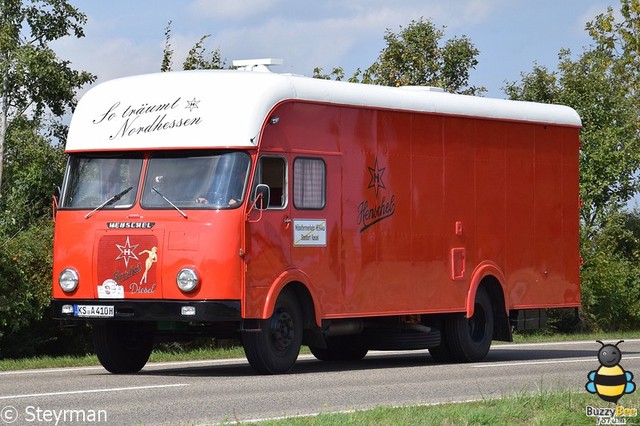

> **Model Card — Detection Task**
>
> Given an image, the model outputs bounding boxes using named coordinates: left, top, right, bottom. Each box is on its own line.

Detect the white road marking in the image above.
left=472, top=355, right=640, bottom=368
left=0, top=365, right=104, bottom=375
left=0, top=358, right=244, bottom=376
left=0, top=384, right=188, bottom=400
left=492, top=338, right=640, bottom=348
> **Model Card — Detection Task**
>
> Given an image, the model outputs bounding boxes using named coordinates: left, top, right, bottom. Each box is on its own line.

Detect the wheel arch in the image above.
left=466, top=261, right=512, bottom=342
left=466, top=261, right=507, bottom=319
left=262, top=269, right=321, bottom=328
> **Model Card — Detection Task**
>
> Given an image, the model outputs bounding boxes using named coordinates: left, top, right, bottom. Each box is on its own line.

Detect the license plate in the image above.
left=74, top=305, right=115, bottom=318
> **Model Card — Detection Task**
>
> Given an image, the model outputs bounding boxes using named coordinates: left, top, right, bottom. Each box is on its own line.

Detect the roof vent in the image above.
left=232, top=58, right=283, bottom=73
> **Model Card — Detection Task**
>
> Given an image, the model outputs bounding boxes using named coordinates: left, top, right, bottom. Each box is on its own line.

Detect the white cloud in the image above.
left=202, top=0, right=506, bottom=75
left=51, top=35, right=161, bottom=100
left=188, top=0, right=281, bottom=21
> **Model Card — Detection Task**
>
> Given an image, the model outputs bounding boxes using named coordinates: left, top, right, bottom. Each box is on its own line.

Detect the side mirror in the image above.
left=52, top=186, right=61, bottom=221
left=254, top=184, right=271, bottom=210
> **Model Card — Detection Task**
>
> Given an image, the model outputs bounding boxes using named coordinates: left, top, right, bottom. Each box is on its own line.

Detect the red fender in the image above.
left=466, top=261, right=507, bottom=318
left=262, top=268, right=322, bottom=326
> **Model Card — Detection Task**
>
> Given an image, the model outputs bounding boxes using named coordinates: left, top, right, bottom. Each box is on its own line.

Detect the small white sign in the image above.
left=98, top=279, right=125, bottom=299
left=293, top=219, right=327, bottom=247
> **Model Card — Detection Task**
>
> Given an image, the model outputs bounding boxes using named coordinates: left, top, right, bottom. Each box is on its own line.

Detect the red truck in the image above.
left=51, top=59, right=581, bottom=374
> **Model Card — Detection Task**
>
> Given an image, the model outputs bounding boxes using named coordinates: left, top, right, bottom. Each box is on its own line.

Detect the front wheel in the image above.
left=242, top=290, right=303, bottom=374
left=93, top=322, right=154, bottom=374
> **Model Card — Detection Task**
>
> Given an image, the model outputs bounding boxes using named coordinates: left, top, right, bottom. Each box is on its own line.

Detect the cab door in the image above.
left=243, top=155, right=292, bottom=318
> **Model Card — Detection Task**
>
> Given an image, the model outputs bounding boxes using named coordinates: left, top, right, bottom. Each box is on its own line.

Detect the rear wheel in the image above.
left=428, top=341, right=453, bottom=363
left=242, top=290, right=303, bottom=374
left=444, top=287, right=494, bottom=362
left=93, top=322, right=154, bottom=374
left=427, top=319, right=453, bottom=362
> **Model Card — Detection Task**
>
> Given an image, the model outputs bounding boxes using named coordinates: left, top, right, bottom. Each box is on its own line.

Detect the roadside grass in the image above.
left=256, top=391, right=640, bottom=426
left=510, top=329, right=640, bottom=344
left=0, top=330, right=638, bottom=372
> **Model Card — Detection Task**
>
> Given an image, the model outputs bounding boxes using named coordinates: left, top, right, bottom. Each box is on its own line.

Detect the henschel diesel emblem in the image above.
left=97, top=234, right=160, bottom=298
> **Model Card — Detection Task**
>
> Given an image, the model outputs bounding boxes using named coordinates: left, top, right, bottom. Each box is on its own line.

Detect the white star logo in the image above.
left=185, top=97, right=200, bottom=112
left=115, top=236, right=139, bottom=268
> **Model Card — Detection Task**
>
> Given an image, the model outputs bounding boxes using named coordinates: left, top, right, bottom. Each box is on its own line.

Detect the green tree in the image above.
left=0, top=115, right=70, bottom=357
left=0, top=115, right=65, bottom=235
left=579, top=211, right=640, bottom=331
left=160, top=21, right=225, bottom=71
left=0, top=0, right=94, bottom=357
left=360, top=18, right=485, bottom=94
left=312, top=66, right=345, bottom=81
left=505, top=0, right=640, bottom=331
left=0, top=0, right=95, bottom=194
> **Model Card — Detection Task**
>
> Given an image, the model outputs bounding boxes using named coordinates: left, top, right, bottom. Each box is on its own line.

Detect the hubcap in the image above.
left=270, top=308, right=294, bottom=351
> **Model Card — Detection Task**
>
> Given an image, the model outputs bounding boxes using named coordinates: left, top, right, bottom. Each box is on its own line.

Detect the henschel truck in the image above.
left=51, top=59, right=581, bottom=374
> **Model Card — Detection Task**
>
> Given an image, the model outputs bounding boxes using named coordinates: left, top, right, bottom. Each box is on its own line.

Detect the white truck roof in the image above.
left=66, top=69, right=582, bottom=152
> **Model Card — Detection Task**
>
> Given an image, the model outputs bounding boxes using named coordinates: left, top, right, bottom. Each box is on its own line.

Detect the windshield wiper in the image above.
left=152, top=187, right=188, bottom=219
left=84, top=186, right=133, bottom=219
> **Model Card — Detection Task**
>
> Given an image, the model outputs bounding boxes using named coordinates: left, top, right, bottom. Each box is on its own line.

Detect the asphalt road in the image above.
left=1, top=339, right=639, bottom=425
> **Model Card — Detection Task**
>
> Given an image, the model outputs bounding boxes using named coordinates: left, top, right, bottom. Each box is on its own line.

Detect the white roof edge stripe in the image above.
left=65, top=70, right=581, bottom=152
left=281, top=73, right=581, bottom=127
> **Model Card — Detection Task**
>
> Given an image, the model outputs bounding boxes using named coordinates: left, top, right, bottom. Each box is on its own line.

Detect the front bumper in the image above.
left=51, top=299, right=241, bottom=322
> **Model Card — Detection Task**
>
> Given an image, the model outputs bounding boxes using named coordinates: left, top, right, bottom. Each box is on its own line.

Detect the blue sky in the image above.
left=54, top=0, right=620, bottom=99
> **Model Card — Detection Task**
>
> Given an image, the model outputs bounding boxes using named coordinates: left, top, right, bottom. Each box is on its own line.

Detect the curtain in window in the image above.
left=294, top=158, right=324, bottom=209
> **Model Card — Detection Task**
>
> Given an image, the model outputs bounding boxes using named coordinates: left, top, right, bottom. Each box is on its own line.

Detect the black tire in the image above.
left=427, top=319, right=453, bottom=362
left=428, top=341, right=453, bottom=363
left=366, top=327, right=440, bottom=351
left=309, top=335, right=368, bottom=361
left=444, top=287, right=494, bottom=362
left=93, top=322, right=154, bottom=374
left=308, top=345, right=332, bottom=361
left=242, top=290, right=303, bottom=374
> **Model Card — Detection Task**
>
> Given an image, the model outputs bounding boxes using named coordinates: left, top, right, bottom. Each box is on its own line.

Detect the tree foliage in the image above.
left=312, top=66, right=345, bottom=81
left=160, top=21, right=225, bottom=72
left=580, top=210, right=640, bottom=331
left=0, top=116, right=65, bottom=234
left=0, top=115, right=68, bottom=356
left=362, top=19, right=479, bottom=94
left=0, top=0, right=95, bottom=193
left=0, top=0, right=94, bottom=357
left=325, top=18, right=485, bottom=94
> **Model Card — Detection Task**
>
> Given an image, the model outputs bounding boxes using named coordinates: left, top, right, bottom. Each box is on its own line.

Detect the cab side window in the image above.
left=293, top=157, right=325, bottom=209
left=255, top=156, right=287, bottom=208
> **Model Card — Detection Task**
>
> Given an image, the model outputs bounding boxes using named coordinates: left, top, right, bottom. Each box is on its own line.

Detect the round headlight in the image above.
left=59, top=268, right=79, bottom=292
left=177, top=268, right=199, bottom=292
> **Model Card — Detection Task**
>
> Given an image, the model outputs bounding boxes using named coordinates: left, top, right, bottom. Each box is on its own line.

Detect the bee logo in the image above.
left=586, top=340, right=636, bottom=403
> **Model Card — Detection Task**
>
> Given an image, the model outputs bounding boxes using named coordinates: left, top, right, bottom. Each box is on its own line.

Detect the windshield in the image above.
left=141, top=151, right=251, bottom=209
left=60, top=154, right=143, bottom=209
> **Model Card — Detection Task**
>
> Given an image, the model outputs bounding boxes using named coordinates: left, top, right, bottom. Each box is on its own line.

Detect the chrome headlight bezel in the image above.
left=59, top=268, right=79, bottom=293
left=176, top=268, right=199, bottom=293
